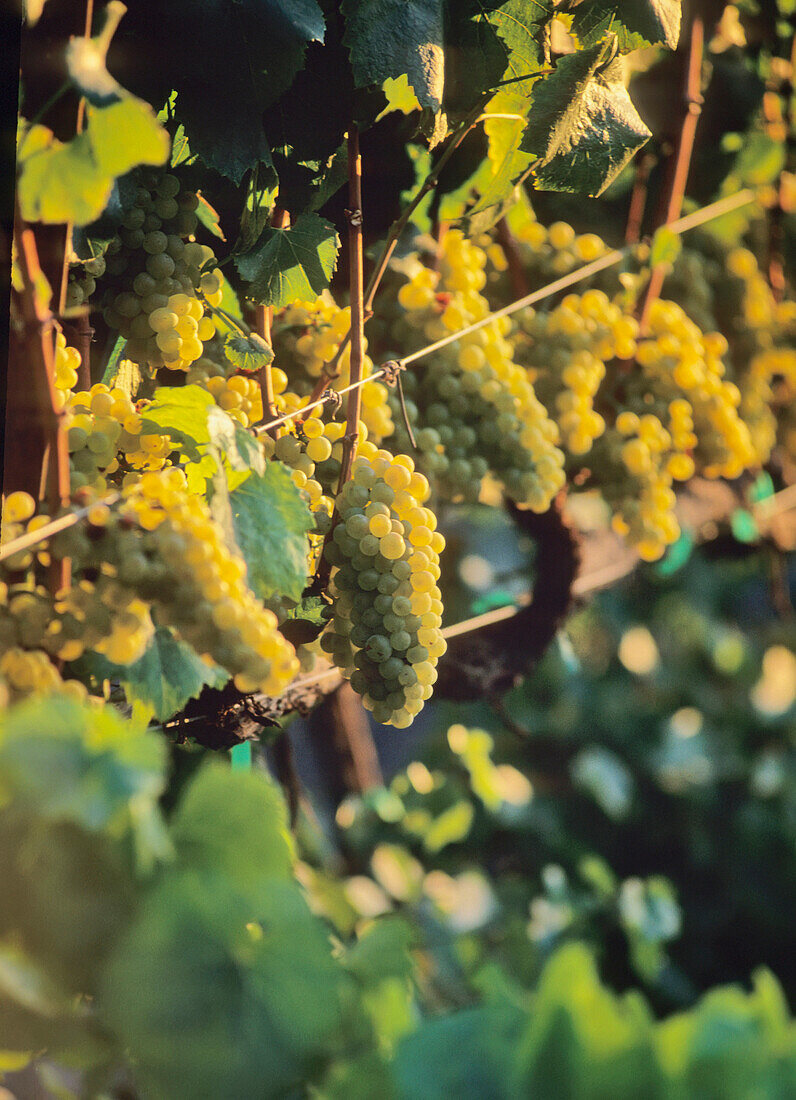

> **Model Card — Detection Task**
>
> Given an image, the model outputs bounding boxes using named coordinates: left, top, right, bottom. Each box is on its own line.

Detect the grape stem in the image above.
left=637, top=14, right=705, bottom=331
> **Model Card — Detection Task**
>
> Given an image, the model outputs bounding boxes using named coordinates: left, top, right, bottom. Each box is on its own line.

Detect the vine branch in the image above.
left=638, top=14, right=705, bottom=330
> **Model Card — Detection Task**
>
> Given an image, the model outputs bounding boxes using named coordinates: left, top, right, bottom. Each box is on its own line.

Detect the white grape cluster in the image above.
left=321, top=446, right=446, bottom=727
left=391, top=230, right=565, bottom=511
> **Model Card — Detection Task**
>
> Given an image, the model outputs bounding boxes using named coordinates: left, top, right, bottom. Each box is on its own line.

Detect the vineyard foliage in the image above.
left=3, top=0, right=796, bottom=1095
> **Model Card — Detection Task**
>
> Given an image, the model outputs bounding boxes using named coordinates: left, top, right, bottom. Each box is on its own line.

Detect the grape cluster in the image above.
left=96, top=170, right=221, bottom=371
left=389, top=230, right=565, bottom=510
left=65, top=253, right=106, bottom=312
left=516, top=290, right=638, bottom=455
left=273, top=296, right=395, bottom=442
left=321, top=446, right=446, bottom=728
left=101, top=470, right=300, bottom=695
left=59, top=373, right=173, bottom=491
left=504, top=217, right=611, bottom=284
left=263, top=413, right=343, bottom=532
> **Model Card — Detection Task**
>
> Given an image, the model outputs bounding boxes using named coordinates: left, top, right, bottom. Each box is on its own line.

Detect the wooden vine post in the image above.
left=638, top=13, right=705, bottom=330
left=336, top=126, right=365, bottom=491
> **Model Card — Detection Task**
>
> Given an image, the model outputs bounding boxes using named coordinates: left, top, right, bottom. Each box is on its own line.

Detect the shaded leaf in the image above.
left=171, top=762, right=293, bottom=888
left=343, top=0, right=445, bottom=111
left=522, top=42, right=651, bottom=196
left=234, top=213, right=339, bottom=308
left=571, top=0, right=682, bottom=52
left=395, top=1004, right=524, bottom=1100
left=229, top=467, right=314, bottom=602
left=99, top=871, right=346, bottom=1100
left=161, top=0, right=325, bottom=183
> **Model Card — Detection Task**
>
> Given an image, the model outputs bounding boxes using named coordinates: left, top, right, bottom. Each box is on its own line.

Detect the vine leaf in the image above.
left=487, top=0, right=556, bottom=94
left=223, top=333, right=274, bottom=373
left=570, top=0, right=682, bottom=52
left=17, top=100, right=168, bottom=226
left=342, top=0, right=445, bottom=111
left=521, top=41, right=651, bottom=197
left=98, top=872, right=347, bottom=1100
left=229, top=467, right=314, bottom=603
left=234, top=213, right=339, bottom=308
left=76, top=628, right=229, bottom=724
left=142, top=0, right=326, bottom=184
left=442, top=1, right=509, bottom=115
left=139, top=385, right=216, bottom=461
left=171, top=763, right=293, bottom=885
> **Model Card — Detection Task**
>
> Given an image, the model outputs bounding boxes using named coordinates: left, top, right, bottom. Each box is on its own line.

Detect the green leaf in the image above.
left=171, top=762, right=294, bottom=889
left=139, top=384, right=215, bottom=459
left=650, top=225, right=682, bottom=267
left=77, top=627, right=229, bottom=724
left=512, top=943, right=662, bottom=1097
left=570, top=1, right=682, bottom=51
left=395, top=1005, right=524, bottom=1100
left=229, top=467, right=314, bottom=603
left=488, top=0, right=555, bottom=95
left=99, top=871, right=347, bottom=1100
left=223, top=332, right=274, bottom=373
left=522, top=41, right=651, bottom=196
left=468, top=89, right=534, bottom=216
left=162, top=0, right=326, bottom=184
left=345, top=917, right=414, bottom=987
left=17, top=98, right=169, bottom=227
left=343, top=0, right=445, bottom=111
left=279, top=594, right=331, bottom=647
left=195, top=193, right=226, bottom=240
left=423, top=800, right=475, bottom=853
left=0, top=696, right=166, bottom=836
left=17, top=127, right=113, bottom=227
left=234, top=213, right=340, bottom=307
left=86, top=99, right=171, bottom=178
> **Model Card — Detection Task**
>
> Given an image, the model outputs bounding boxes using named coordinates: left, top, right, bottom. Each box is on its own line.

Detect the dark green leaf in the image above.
left=442, top=1, right=508, bottom=114
left=223, top=332, right=274, bottom=373
left=522, top=42, right=651, bottom=196
left=343, top=0, right=445, bottom=111
left=99, top=871, right=347, bottom=1100
left=229, top=467, right=314, bottom=602
left=395, top=1005, right=524, bottom=1100
left=571, top=1, right=682, bottom=51
left=77, top=627, right=229, bottom=723
left=279, top=594, right=331, bottom=646
left=171, top=762, right=293, bottom=888
left=0, top=696, right=166, bottom=835
left=158, top=0, right=326, bottom=183
left=234, top=213, right=339, bottom=308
